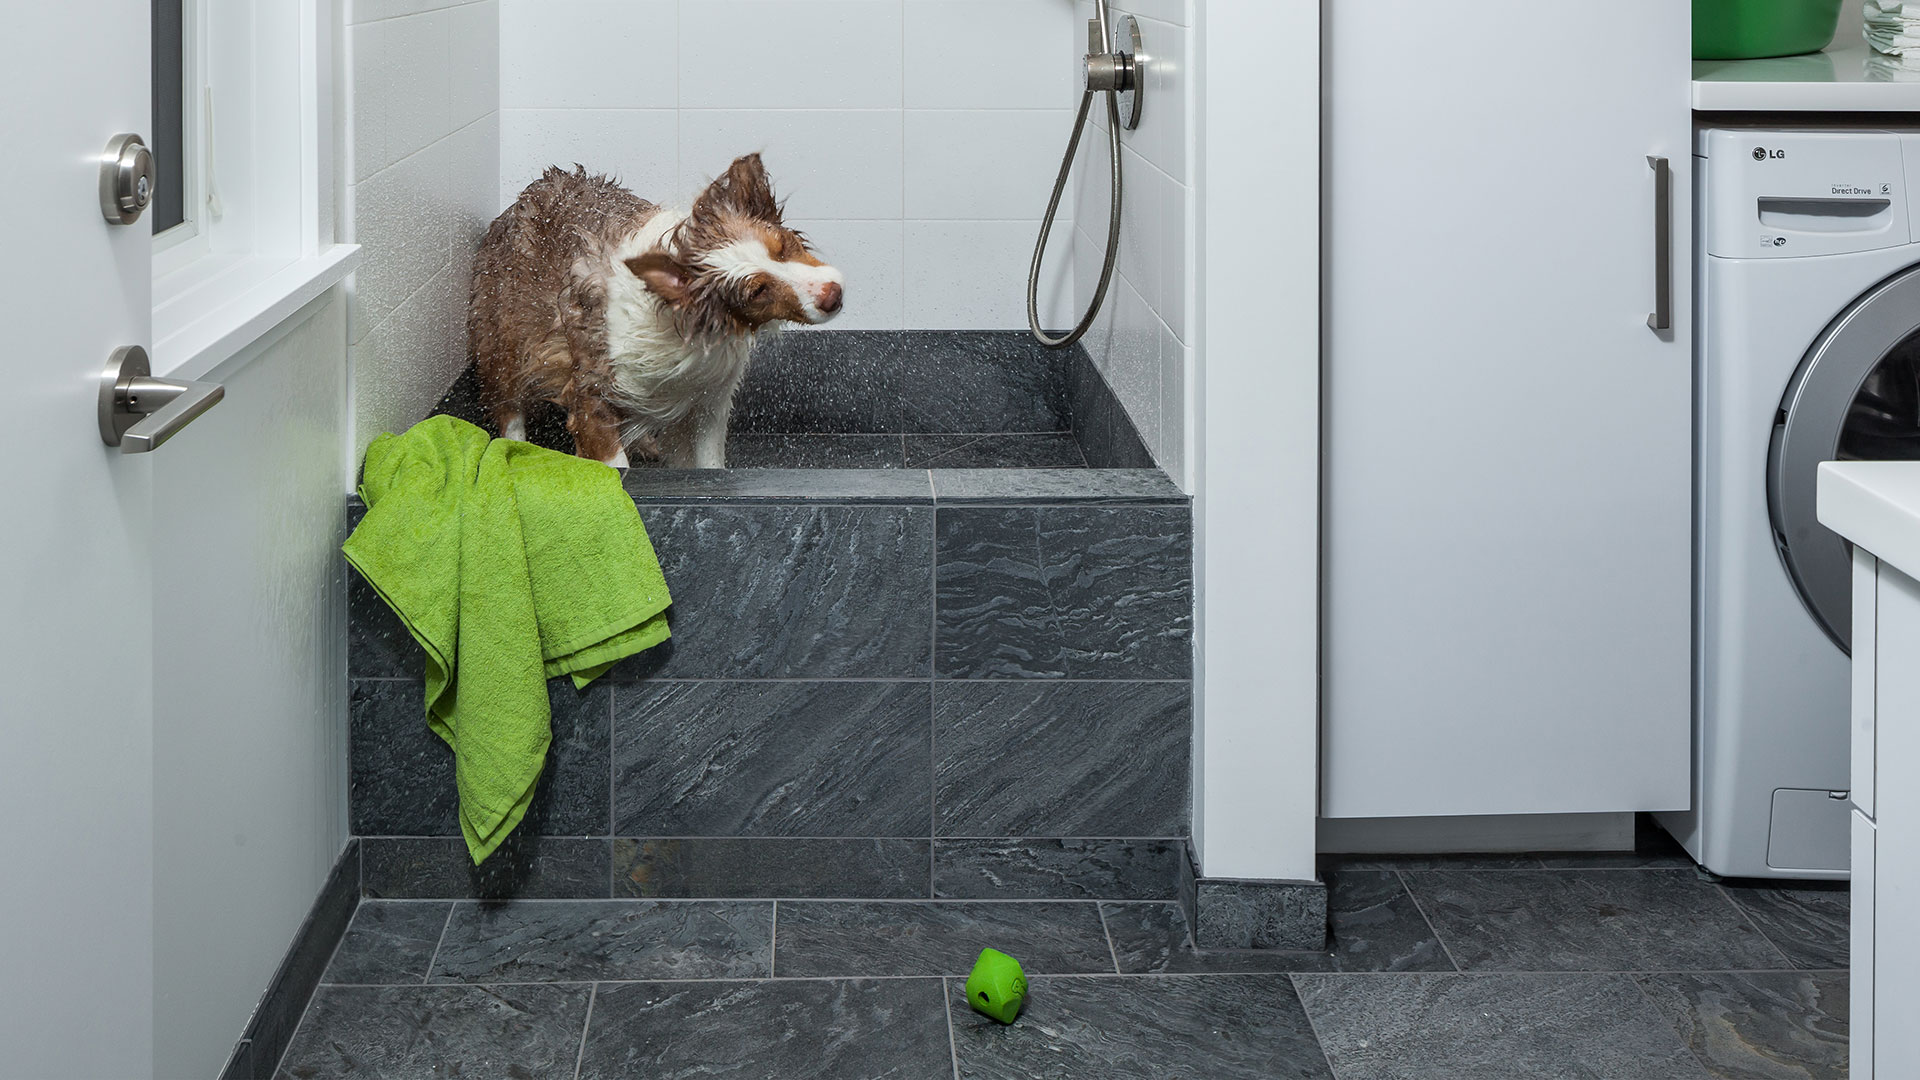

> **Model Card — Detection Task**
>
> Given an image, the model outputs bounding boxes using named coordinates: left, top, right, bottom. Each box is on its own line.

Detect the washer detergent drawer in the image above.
left=1700, top=128, right=1910, bottom=258
left=1767, top=788, right=1852, bottom=872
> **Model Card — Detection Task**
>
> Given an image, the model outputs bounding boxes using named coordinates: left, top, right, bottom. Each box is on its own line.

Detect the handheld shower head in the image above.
left=1027, top=9, right=1143, bottom=349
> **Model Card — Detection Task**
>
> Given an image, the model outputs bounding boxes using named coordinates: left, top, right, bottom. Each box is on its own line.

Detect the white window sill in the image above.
left=153, top=245, right=362, bottom=380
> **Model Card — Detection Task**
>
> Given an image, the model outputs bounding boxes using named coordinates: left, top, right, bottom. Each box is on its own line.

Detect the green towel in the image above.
left=343, top=416, right=670, bottom=864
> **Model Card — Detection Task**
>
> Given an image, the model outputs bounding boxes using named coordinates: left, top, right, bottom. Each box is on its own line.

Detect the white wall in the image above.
left=497, top=0, right=1078, bottom=331
left=1191, top=0, right=1320, bottom=883
left=1070, top=0, right=1192, bottom=485
left=344, top=0, right=500, bottom=459
left=152, top=291, right=352, bottom=1080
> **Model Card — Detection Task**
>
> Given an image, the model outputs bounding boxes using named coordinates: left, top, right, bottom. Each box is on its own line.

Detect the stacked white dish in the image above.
left=1867, top=0, right=1920, bottom=66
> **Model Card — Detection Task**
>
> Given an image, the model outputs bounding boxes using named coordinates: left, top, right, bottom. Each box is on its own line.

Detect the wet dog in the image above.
left=469, top=154, right=843, bottom=467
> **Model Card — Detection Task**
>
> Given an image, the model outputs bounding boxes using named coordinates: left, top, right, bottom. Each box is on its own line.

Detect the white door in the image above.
left=0, top=3, right=157, bottom=1075
left=1322, top=4, right=1694, bottom=818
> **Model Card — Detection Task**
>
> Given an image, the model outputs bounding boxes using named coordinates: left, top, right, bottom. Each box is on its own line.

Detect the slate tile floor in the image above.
left=277, top=851, right=1851, bottom=1079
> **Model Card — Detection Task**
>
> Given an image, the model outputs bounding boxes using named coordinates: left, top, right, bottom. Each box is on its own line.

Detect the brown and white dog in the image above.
left=469, top=154, right=843, bottom=467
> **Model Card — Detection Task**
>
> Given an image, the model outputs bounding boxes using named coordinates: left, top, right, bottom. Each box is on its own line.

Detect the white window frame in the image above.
left=151, top=0, right=207, bottom=275
left=151, top=0, right=360, bottom=381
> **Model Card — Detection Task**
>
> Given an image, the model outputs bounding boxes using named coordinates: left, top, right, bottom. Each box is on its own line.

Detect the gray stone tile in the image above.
left=1112, top=870, right=1451, bottom=974
left=350, top=679, right=610, bottom=837
left=934, top=839, right=1182, bottom=900
left=622, top=468, right=934, bottom=504
left=348, top=680, right=456, bottom=836
left=428, top=900, right=773, bottom=983
left=930, top=467, right=1184, bottom=505
left=1106, top=401, right=1156, bottom=469
left=896, top=330, right=1072, bottom=434
left=1722, top=882, right=1849, bottom=970
left=1103, top=903, right=1322, bottom=975
left=905, top=433, right=1087, bottom=469
left=616, top=505, right=934, bottom=678
left=724, top=433, right=904, bottom=469
left=1295, top=972, right=1712, bottom=1080
left=273, top=984, right=591, bottom=1079
left=935, top=506, right=1192, bottom=678
left=733, top=329, right=902, bottom=434
left=360, top=837, right=612, bottom=900
left=323, top=902, right=451, bottom=985
left=933, top=682, right=1189, bottom=837
left=348, top=567, right=423, bottom=679
left=1636, top=971, right=1848, bottom=1080
left=577, top=978, right=953, bottom=1080
left=772, top=900, right=1115, bottom=977
left=1195, top=879, right=1330, bottom=951
left=1069, top=351, right=1115, bottom=468
left=1403, top=869, right=1790, bottom=972
left=613, top=681, right=931, bottom=837
left=948, top=974, right=1334, bottom=1080
left=613, top=838, right=931, bottom=899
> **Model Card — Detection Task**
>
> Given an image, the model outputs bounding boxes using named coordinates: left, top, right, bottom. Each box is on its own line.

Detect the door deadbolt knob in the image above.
left=100, top=133, right=156, bottom=225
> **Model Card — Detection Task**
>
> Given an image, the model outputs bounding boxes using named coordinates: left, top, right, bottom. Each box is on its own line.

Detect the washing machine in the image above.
left=1665, top=126, right=1920, bottom=879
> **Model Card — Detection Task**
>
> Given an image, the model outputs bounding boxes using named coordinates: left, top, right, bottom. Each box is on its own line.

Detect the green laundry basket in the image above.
left=1694, top=0, right=1844, bottom=60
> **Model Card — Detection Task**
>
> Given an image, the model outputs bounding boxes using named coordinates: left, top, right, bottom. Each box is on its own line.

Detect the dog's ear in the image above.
left=691, top=153, right=781, bottom=223
left=626, top=252, right=695, bottom=306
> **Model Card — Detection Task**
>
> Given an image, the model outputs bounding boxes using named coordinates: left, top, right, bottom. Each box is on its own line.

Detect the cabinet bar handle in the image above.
left=1647, top=155, right=1672, bottom=332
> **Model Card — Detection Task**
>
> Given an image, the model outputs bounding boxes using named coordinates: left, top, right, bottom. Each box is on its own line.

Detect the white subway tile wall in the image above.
left=344, top=0, right=501, bottom=458
left=498, top=0, right=1081, bottom=331
left=1071, top=0, right=1191, bottom=484
left=344, top=0, right=1191, bottom=478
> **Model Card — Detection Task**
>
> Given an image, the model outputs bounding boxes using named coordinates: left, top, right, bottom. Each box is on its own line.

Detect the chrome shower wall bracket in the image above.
left=1084, top=14, right=1144, bottom=131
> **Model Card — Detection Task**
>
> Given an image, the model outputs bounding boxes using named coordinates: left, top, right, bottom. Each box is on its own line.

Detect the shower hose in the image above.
left=1028, top=0, right=1124, bottom=350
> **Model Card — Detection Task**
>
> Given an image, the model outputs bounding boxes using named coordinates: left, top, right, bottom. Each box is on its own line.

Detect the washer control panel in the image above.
left=1700, top=128, right=1913, bottom=259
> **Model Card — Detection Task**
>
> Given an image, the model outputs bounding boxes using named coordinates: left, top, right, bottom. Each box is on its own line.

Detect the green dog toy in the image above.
left=964, top=948, right=1028, bottom=1024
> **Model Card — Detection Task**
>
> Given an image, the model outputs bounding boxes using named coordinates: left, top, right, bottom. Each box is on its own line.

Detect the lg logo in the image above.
left=1754, top=147, right=1786, bottom=161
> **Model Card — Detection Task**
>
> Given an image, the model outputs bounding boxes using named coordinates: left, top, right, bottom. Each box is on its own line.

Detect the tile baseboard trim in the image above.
left=1191, top=875, right=1329, bottom=951
left=218, top=838, right=360, bottom=1080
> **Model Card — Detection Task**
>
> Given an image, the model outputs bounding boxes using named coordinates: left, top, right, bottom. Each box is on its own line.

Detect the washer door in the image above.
left=1770, top=265, right=1920, bottom=653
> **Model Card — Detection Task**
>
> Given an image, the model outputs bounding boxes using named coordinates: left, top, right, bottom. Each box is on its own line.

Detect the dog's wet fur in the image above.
left=468, top=154, right=843, bottom=468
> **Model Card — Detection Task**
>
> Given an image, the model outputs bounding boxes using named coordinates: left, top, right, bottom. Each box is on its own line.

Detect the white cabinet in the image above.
left=1322, top=4, right=1694, bottom=817
left=1853, top=554, right=1920, bottom=1078
left=1824, top=457, right=1920, bottom=1080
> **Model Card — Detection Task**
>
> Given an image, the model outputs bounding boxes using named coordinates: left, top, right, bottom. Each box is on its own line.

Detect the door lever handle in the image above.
left=98, top=345, right=224, bottom=453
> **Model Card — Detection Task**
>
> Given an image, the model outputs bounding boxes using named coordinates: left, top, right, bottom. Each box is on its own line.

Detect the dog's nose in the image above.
left=814, top=282, right=843, bottom=314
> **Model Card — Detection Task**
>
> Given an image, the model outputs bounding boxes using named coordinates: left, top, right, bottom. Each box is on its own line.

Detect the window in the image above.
left=151, top=0, right=185, bottom=235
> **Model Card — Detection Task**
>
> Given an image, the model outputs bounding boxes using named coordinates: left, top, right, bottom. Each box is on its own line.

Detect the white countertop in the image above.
left=1819, top=461, right=1920, bottom=578
left=1694, top=44, right=1920, bottom=112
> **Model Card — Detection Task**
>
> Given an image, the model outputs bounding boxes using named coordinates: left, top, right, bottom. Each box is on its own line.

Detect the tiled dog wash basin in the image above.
left=347, top=332, right=1195, bottom=903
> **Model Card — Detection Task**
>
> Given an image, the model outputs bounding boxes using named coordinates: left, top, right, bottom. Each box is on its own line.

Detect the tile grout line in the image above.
left=606, top=685, right=618, bottom=898
left=1711, top=882, right=1801, bottom=971
left=929, top=471, right=941, bottom=901
left=1285, top=973, right=1349, bottom=1080
left=570, top=982, right=598, bottom=1080
left=421, top=901, right=460, bottom=984
left=943, top=977, right=963, bottom=1080
left=770, top=900, right=779, bottom=979
left=310, top=966, right=1853, bottom=991
left=1095, top=900, right=1123, bottom=974
left=1393, top=869, right=1463, bottom=973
